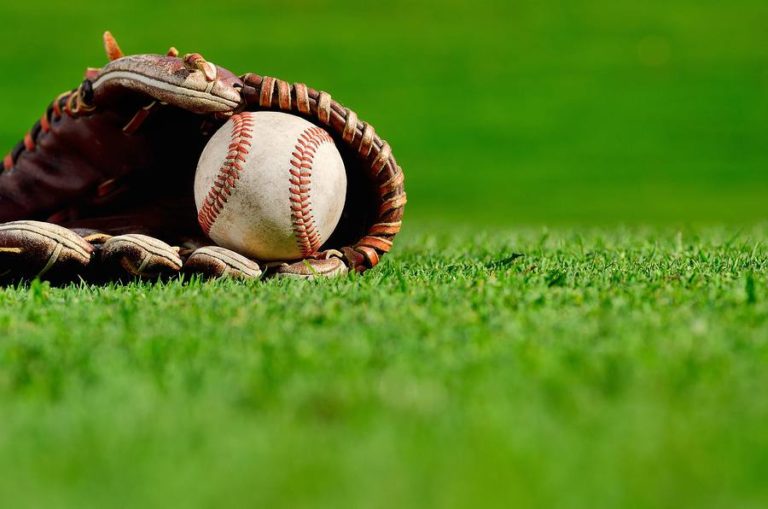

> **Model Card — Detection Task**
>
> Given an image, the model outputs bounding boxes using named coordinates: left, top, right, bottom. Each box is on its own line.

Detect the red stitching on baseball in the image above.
left=290, top=126, right=334, bottom=257
left=197, top=112, right=254, bottom=235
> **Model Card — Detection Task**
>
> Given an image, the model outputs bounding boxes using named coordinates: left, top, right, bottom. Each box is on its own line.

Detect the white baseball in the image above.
left=194, top=111, right=347, bottom=261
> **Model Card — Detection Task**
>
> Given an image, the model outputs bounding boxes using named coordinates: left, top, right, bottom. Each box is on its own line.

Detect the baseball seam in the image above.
left=289, top=127, right=334, bottom=257
left=197, top=112, right=254, bottom=235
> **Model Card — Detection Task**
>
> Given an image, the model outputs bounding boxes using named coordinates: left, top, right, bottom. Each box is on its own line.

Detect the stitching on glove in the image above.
left=38, top=243, right=64, bottom=278
left=2, top=87, right=94, bottom=174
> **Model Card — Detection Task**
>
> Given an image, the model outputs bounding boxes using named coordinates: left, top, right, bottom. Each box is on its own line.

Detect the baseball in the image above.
left=194, top=111, right=347, bottom=261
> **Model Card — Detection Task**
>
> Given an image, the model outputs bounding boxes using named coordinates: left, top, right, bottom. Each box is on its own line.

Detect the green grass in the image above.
left=1, top=226, right=767, bottom=508
left=0, top=0, right=767, bottom=506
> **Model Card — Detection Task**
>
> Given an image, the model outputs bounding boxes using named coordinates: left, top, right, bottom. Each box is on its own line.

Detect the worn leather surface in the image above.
left=0, top=98, right=215, bottom=243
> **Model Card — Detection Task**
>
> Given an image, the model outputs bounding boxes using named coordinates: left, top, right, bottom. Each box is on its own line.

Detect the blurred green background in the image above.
left=0, top=0, right=765, bottom=226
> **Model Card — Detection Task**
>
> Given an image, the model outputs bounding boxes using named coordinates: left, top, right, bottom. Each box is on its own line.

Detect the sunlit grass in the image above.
left=0, top=226, right=766, bottom=508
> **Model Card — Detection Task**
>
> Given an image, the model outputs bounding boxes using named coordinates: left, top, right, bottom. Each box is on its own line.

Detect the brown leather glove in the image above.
left=0, top=32, right=405, bottom=283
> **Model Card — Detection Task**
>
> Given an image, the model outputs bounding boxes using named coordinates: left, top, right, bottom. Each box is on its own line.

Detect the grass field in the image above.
left=1, top=227, right=767, bottom=507
left=0, top=0, right=767, bottom=507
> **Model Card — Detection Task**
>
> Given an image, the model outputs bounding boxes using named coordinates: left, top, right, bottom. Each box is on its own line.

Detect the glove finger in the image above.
left=183, top=246, right=262, bottom=280
left=98, top=234, right=182, bottom=280
left=92, top=52, right=242, bottom=115
left=272, top=257, right=348, bottom=280
left=0, top=220, right=93, bottom=284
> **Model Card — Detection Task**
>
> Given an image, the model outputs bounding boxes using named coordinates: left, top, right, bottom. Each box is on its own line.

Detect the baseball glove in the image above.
left=0, top=32, right=405, bottom=283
